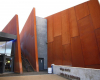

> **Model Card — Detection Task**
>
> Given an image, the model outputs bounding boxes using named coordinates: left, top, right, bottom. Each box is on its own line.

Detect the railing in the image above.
left=21, top=53, right=34, bottom=72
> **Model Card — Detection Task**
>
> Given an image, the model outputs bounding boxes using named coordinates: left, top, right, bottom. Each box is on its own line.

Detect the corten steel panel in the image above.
left=71, top=36, right=84, bottom=67
left=69, top=7, right=79, bottom=37
left=61, top=9, right=70, bottom=45
left=33, top=9, right=39, bottom=71
left=78, top=15, right=94, bottom=36
left=48, top=42, right=53, bottom=67
left=78, top=15, right=100, bottom=65
left=95, top=28, right=100, bottom=52
left=2, top=15, right=22, bottom=73
left=88, top=0, right=100, bottom=29
left=62, top=44, right=72, bottom=66
left=80, top=32, right=100, bottom=65
left=86, top=65, right=100, bottom=69
left=75, top=2, right=90, bottom=20
left=54, top=12, right=62, bottom=37
left=20, top=8, right=39, bottom=72
left=47, top=16, right=54, bottom=43
left=53, top=36, right=62, bottom=65
left=2, top=17, right=17, bottom=35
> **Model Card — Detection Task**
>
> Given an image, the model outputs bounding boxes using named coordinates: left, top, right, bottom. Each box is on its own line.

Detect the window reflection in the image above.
left=0, top=41, right=12, bottom=56
left=0, top=42, right=6, bottom=54
left=5, top=41, right=12, bottom=56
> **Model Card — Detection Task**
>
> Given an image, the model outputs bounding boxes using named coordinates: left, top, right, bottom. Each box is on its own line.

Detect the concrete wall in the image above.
left=53, top=65, right=100, bottom=80
left=36, top=16, right=47, bottom=69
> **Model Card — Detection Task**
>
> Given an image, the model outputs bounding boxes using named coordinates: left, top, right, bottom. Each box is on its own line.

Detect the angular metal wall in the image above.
left=2, top=15, right=22, bottom=73
left=62, top=44, right=72, bottom=66
left=46, top=0, right=100, bottom=69
left=53, top=36, right=62, bottom=65
left=20, top=8, right=39, bottom=72
left=61, top=9, right=70, bottom=45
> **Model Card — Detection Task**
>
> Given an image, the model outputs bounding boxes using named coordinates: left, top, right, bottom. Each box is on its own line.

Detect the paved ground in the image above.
left=0, top=74, right=68, bottom=80
left=0, top=71, right=48, bottom=77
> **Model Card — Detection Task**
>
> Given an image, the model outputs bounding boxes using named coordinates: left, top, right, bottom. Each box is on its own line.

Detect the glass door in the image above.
left=5, top=57, right=13, bottom=72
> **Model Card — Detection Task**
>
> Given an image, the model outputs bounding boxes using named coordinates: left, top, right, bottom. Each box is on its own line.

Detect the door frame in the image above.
left=38, top=58, right=44, bottom=71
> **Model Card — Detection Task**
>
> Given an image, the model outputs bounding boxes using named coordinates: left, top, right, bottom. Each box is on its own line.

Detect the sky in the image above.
left=0, top=0, right=99, bottom=33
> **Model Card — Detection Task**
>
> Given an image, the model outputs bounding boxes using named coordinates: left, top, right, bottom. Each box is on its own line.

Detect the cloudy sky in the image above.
left=0, top=0, right=99, bottom=33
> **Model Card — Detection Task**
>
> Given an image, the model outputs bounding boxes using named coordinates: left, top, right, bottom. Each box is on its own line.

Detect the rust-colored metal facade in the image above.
left=46, top=0, right=100, bottom=69
left=20, top=8, right=39, bottom=72
left=2, top=15, right=22, bottom=73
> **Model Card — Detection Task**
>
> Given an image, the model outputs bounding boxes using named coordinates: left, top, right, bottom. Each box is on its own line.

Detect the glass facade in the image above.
left=5, top=41, right=12, bottom=56
left=0, top=42, right=6, bottom=54
left=0, top=41, right=12, bottom=56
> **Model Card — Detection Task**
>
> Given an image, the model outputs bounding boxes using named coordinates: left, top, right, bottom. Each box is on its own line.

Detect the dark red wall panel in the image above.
left=61, top=9, right=70, bottom=45
left=78, top=15, right=94, bottom=36
left=71, top=36, right=84, bottom=67
left=47, top=16, right=54, bottom=43
left=54, top=12, right=62, bottom=37
left=80, top=32, right=100, bottom=65
left=48, top=42, right=53, bottom=67
left=62, top=44, right=72, bottom=66
left=2, top=15, right=22, bottom=73
left=86, top=65, right=100, bottom=69
left=20, top=8, right=39, bottom=72
left=75, top=2, right=90, bottom=20
left=69, top=7, right=79, bottom=37
left=88, top=0, right=100, bottom=29
left=2, top=16, right=17, bottom=35
left=78, top=15, right=100, bottom=66
left=46, top=0, right=100, bottom=69
left=53, top=36, right=62, bottom=65
left=95, top=28, right=100, bottom=53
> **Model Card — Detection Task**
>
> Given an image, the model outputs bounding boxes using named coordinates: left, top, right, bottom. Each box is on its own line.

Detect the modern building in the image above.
left=0, top=32, right=17, bottom=73
left=0, top=15, right=22, bottom=74
left=0, top=0, right=100, bottom=74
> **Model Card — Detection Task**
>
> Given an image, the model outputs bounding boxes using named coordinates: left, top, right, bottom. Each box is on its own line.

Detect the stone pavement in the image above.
left=0, top=74, right=68, bottom=80
left=0, top=71, right=48, bottom=77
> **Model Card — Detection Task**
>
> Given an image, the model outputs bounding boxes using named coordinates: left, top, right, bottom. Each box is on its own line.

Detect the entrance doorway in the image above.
left=5, top=57, right=13, bottom=72
left=0, top=55, right=4, bottom=73
left=38, top=58, right=44, bottom=71
left=0, top=55, right=14, bottom=73
left=0, top=32, right=17, bottom=74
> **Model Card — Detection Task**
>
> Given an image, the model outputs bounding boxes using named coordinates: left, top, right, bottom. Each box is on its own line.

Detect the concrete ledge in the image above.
left=53, top=65, right=100, bottom=80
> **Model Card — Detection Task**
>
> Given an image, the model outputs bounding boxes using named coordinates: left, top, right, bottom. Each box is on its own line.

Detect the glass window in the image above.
left=5, top=41, right=12, bottom=56
left=0, top=42, right=6, bottom=54
left=0, top=41, right=13, bottom=56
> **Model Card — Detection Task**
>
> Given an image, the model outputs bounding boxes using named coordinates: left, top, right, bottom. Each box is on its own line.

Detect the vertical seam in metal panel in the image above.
left=89, top=15, right=100, bottom=61
left=52, top=15, right=54, bottom=66
left=88, top=1, right=100, bottom=65
left=74, top=6, right=85, bottom=67
left=61, top=11, right=63, bottom=65
left=88, top=1, right=100, bottom=63
left=51, top=15, right=54, bottom=65
left=68, top=8, right=74, bottom=67
left=52, top=15, right=54, bottom=42
left=60, top=12, right=63, bottom=65
left=67, top=9, right=73, bottom=66
left=88, top=1, right=100, bottom=57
